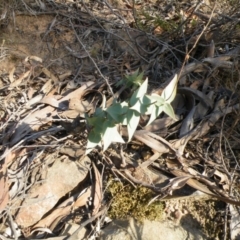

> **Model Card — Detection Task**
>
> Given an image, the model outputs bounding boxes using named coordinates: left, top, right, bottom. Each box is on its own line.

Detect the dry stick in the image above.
left=103, top=0, right=126, bottom=25
left=124, top=169, right=160, bottom=190
left=69, top=19, right=114, bottom=97
left=223, top=204, right=229, bottom=240
left=178, top=3, right=216, bottom=79
left=81, top=0, right=149, bottom=63
left=219, top=82, right=240, bottom=179
left=219, top=81, right=240, bottom=239
left=103, top=153, right=136, bottom=188
left=6, top=209, right=18, bottom=240
left=0, top=126, right=63, bottom=162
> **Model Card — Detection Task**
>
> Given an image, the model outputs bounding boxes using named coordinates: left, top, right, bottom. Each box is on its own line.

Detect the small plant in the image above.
left=115, top=69, right=144, bottom=88
left=85, top=72, right=178, bottom=154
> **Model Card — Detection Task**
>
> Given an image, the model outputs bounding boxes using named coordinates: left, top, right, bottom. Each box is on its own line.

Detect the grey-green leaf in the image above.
left=127, top=109, right=140, bottom=141
left=163, top=102, right=176, bottom=120
left=161, top=74, right=178, bottom=103
left=147, top=105, right=163, bottom=126
left=86, top=131, right=102, bottom=155
left=102, top=125, right=125, bottom=151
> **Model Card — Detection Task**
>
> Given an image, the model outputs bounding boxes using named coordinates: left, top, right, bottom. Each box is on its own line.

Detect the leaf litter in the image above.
left=0, top=0, right=240, bottom=239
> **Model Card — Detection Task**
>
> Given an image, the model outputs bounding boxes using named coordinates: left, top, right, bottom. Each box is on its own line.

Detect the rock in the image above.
left=101, top=217, right=206, bottom=240
left=15, top=156, right=91, bottom=228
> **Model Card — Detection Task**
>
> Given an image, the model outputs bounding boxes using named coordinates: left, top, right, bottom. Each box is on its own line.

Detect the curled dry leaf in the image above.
left=10, top=105, right=55, bottom=146
left=179, top=106, right=196, bottom=138
left=69, top=98, right=92, bottom=114
left=40, top=96, right=63, bottom=109
left=58, top=81, right=95, bottom=103
left=169, top=168, right=240, bottom=206
left=59, top=71, right=72, bottom=81
left=60, top=110, right=79, bottom=119
left=203, top=55, right=234, bottom=68
left=40, top=78, right=55, bottom=94
left=143, top=116, right=177, bottom=133
left=25, top=94, right=44, bottom=108
left=179, top=62, right=208, bottom=84
left=148, top=176, right=192, bottom=205
left=9, top=70, right=31, bottom=88
left=0, top=152, right=9, bottom=212
left=72, top=187, right=92, bottom=210
left=178, top=87, right=213, bottom=108
left=92, top=162, right=102, bottom=216
left=207, top=40, right=215, bottom=58
left=230, top=205, right=240, bottom=240
left=28, top=55, right=43, bottom=63
left=0, top=175, right=8, bottom=213
left=213, top=169, right=229, bottom=185
left=8, top=67, right=15, bottom=83
left=10, top=81, right=95, bottom=145
left=31, top=187, right=92, bottom=234
left=42, top=68, right=59, bottom=85
left=133, top=130, right=169, bottom=154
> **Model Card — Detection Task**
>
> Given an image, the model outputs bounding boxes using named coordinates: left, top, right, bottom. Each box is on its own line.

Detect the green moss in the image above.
left=186, top=199, right=226, bottom=239
left=107, top=179, right=164, bottom=222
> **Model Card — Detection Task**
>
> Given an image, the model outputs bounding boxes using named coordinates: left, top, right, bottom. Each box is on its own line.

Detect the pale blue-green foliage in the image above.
left=85, top=73, right=178, bottom=154
left=115, top=69, right=144, bottom=88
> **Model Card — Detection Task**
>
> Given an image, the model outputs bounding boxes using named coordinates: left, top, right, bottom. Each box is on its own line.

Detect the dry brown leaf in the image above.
left=59, top=145, right=84, bottom=158
left=0, top=175, right=8, bottom=212
left=10, top=82, right=95, bottom=145
left=58, top=81, right=95, bottom=103
left=178, top=87, right=213, bottom=108
left=92, top=163, right=102, bottom=216
left=149, top=176, right=192, bottom=205
left=169, top=168, right=240, bottom=206
left=27, top=87, right=36, bottom=99
left=8, top=67, right=15, bottom=83
left=179, top=62, right=207, bottom=84
left=207, top=40, right=215, bottom=58
left=40, top=79, right=55, bottom=94
left=28, top=55, right=43, bottom=63
left=133, top=130, right=169, bottom=154
left=40, top=96, right=62, bottom=109
left=230, top=205, right=240, bottom=240
left=69, top=98, right=92, bottom=113
left=60, top=110, right=79, bottom=119
left=24, top=56, right=43, bottom=69
left=153, top=26, right=164, bottom=35
left=72, top=187, right=92, bottom=209
left=138, top=151, right=160, bottom=170
left=9, top=70, right=31, bottom=88
left=179, top=106, right=196, bottom=138
left=25, top=94, right=44, bottom=108
left=59, top=71, right=72, bottom=81
left=10, top=106, right=55, bottom=146
left=190, top=80, right=202, bottom=89
left=42, top=68, right=59, bottom=85
left=0, top=155, right=8, bottom=212
left=214, top=169, right=229, bottom=185
left=32, top=187, right=91, bottom=232
left=143, top=117, right=176, bottom=133
left=5, top=148, right=28, bottom=165
left=203, top=55, right=233, bottom=68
